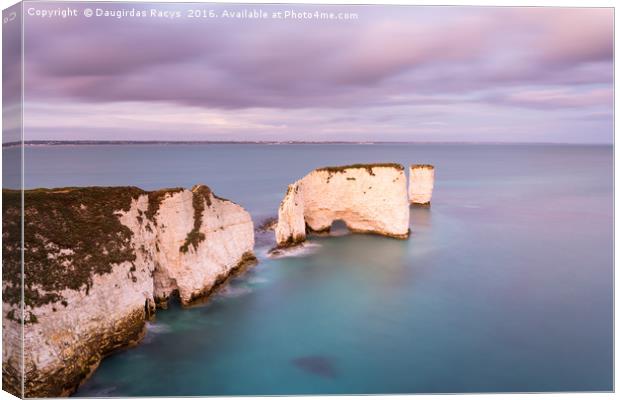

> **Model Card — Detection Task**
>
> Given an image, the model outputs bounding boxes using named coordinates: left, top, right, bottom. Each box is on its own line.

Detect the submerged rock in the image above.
left=2, top=185, right=255, bottom=397
left=275, top=163, right=410, bottom=247
left=291, top=356, right=338, bottom=379
left=267, top=241, right=322, bottom=259
left=409, top=164, right=435, bottom=206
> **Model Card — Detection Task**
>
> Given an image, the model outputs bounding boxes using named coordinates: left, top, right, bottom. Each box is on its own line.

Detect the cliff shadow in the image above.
left=307, top=219, right=351, bottom=238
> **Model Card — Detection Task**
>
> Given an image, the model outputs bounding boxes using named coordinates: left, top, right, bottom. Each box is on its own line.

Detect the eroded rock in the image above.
left=409, top=164, right=435, bottom=206
left=2, top=185, right=255, bottom=397
left=275, top=164, right=410, bottom=247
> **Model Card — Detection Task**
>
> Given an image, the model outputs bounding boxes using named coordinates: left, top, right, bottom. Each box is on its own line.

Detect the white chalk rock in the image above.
left=275, top=182, right=306, bottom=246
left=121, top=185, right=256, bottom=305
left=409, top=164, right=435, bottom=205
left=275, top=164, right=410, bottom=246
left=3, top=185, right=255, bottom=397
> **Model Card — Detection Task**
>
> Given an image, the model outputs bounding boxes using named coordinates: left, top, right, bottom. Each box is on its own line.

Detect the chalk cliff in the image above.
left=409, top=164, right=435, bottom=206
left=275, top=164, right=410, bottom=247
left=2, top=185, right=255, bottom=397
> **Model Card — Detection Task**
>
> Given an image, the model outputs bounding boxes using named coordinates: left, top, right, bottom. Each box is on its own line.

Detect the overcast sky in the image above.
left=13, top=3, right=614, bottom=143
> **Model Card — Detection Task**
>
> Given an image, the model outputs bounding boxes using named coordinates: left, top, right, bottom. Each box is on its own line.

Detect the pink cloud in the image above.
left=490, top=87, right=612, bottom=109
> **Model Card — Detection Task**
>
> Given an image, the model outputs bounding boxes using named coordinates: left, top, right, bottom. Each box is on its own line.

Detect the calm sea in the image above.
left=18, top=144, right=614, bottom=394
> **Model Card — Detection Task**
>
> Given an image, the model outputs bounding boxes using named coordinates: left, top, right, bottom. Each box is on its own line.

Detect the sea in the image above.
left=11, top=143, right=614, bottom=394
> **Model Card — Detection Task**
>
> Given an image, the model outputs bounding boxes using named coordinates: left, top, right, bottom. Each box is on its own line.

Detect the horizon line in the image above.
left=2, top=140, right=613, bottom=147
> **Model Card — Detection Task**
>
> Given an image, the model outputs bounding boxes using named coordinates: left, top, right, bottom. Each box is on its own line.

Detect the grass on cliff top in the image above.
left=146, top=188, right=184, bottom=223
left=410, top=164, right=435, bottom=170
left=317, top=163, right=404, bottom=173
left=1, top=185, right=205, bottom=323
left=3, top=187, right=145, bottom=317
left=316, top=163, right=404, bottom=178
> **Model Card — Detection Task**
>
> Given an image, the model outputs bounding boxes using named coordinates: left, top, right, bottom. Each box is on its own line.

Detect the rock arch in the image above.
left=275, top=164, right=410, bottom=247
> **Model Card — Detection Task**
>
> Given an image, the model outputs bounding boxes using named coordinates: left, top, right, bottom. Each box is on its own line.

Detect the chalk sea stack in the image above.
left=409, top=164, right=435, bottom=206
left=275, top=164, right=410, bottom=247
left=2, top=185, right=256, bottom=397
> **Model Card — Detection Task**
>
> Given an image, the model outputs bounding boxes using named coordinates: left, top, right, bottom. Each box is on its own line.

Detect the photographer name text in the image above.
left=26, top=7, right=359, bottom=21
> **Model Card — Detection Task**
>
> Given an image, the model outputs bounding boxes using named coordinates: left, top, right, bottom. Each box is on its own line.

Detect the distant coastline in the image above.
left=2, top=140, right=612, bottom=148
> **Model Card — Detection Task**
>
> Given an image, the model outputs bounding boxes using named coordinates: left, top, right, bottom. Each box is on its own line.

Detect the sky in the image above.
left=6, top=3, right=615, bottom=143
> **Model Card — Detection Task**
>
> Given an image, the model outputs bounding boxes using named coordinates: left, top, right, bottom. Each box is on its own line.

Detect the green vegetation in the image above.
left=145, top=188, right=184, bottom=224
left=1, top=186, right=196, bottom=323
left=410, top=164, right=435, bottom=169
left=317, top=163, right=404, bottom=174
left=179, top=185, right=212, bottom=253
left=317, top=163, right=404, bottom=181
left=2, top=191, right=22, bottom=321
left=2, top=187, right=146, bottom=322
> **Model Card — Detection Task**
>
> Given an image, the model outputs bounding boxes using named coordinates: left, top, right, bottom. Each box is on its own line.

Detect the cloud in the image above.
left=24, top=6, right=612, bottom=109
left=521, top=8, right=613, bottom=66
left=20, top=4, right=613, bottom=142
left=486, top=87, right=613, bottom=109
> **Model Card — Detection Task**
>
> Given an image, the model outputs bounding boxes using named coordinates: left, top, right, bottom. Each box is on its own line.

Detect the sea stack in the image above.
left=409, top=164, right=435, bottom=206
left=275, top=164, right=410, bottom=247
left=2, top=185, right=256, bottom=397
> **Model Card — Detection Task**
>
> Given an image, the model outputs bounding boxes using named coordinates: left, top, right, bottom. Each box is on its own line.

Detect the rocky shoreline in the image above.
left=2, top=163, right=435, bottom=397
left=2, top=184, right=256, bottom=397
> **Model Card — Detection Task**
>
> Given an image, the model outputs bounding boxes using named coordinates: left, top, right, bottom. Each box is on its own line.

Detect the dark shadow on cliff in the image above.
left=308, top=219, right=351, bottom=238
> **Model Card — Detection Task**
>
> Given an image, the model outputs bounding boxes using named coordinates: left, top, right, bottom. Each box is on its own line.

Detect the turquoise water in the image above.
left=21, top=144, right=613, bottom=394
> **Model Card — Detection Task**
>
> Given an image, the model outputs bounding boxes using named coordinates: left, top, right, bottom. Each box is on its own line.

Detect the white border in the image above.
left=0, top=1, right=615, bottom=400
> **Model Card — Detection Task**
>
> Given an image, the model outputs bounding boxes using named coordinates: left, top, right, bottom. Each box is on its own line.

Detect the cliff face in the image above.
left=409, top=164, right=435, bottom=205
left=2, top=185, right=255, bottom=397
left=275, top=164, right=410, bottom=247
